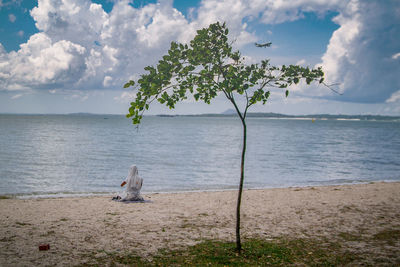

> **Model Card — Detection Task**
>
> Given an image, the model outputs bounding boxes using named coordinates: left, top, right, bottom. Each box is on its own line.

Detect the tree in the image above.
left=124, top=22, right=324, bottom=253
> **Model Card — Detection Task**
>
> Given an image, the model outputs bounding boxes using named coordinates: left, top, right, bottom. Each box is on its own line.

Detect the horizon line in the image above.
left=1, top=112, right=400, bottom=118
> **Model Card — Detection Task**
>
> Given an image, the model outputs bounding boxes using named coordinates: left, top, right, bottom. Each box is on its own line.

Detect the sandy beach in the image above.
left=1, top=182, right=399, bottom=266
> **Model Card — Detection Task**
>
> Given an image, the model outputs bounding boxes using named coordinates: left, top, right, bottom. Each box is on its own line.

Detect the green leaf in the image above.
left=124, top=80, right=135, bottom=88
left=125, top=22, right=325, bottom=130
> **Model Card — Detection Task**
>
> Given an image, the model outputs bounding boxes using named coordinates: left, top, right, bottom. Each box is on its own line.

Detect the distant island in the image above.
left=2, top=112, right=399, bottom=121
left=156, top=110, right=400, bottom=121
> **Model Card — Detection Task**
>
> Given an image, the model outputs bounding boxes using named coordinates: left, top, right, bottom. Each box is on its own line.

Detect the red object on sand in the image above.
left=39, top=244, right=50, bottom=251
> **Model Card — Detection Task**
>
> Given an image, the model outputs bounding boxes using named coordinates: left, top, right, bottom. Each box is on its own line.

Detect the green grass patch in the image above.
left=79, top=238, right=358, bottom=266
left=0, top=195, right=11, bottom=199
left=153, top=239, right=294, bottom=266
left=338, top=231, right=362, bottom=242
left=15, top=221, right=31, bottom=226
left=0, top=235, right=16, bottom=242
left=78, top=250, right=146, bottom=267
left=373, top=229, right=400, bottom=246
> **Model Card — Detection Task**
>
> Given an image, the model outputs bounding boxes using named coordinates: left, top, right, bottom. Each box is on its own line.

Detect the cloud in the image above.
left=0, top=0, right=22, bottom=10
left=114, top=91, right=137, bottom=103
left=192, top=0, right=400, bottom=105
left=392, top=52, right=400, bottom=60
left=8, top=13, right=16, bottom=22
left=0, top=32, right=86, bottom=91
left=103, top=75, right=112, bottom=87
left=0, top=0, right=398, bottom=109
left=17, top=30, right=24, bottom=37
left=386, top=90, right=400, bottom=103
left=318, top=0, right=400, bottom=103
left=296, top=59, right=306, bottom=65
left=0, top=0, right=191, bottom=91
left=2, top=0, right=339, bottom=93
left=65, top=91, right=89, bottom=101
left=11, top=93, right=23, bottom=99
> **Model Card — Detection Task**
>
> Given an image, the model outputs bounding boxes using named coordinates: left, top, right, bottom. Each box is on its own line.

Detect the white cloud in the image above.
left=0, top=0, right=398, bottom=110
left=0, top=32, right=86, bottom=90
left=9, top=13, right=16, bottom=22
left=114, top=91, right=137, bottom=103
left=66, top=91, right=89, bottom=101
left=318, top=0, right=400, bottom=103
left=4, top=0, right=340, bottom=93
left=11, top=93, right=23, bottom=99
left=16, top=0, right=191, bottom=91
left=193, top=0, right=345, bottom=34
left=260, top=0, right=346, bottom=24
left=1, top=0, right=24, bottom=10
left=103, top=75, right=112, bottom=87
left=30, top=0, right=109, bottom=52
left=392, top=52, right=400, bottom=60
left=17, top=30, right=24, bottom=37
left=386, top=90, right=400, bottom=103
left=81, top=94, right=89, bottom=101
left=296, top=59, right=306, bottom=65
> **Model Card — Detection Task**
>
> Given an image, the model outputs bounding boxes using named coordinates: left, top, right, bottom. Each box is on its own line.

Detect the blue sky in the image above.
left=0, top=0, right=399, bottom=115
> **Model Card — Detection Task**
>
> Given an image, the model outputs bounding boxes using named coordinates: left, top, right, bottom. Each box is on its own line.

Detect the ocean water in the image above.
left=0, top=114, right=399, bottom=198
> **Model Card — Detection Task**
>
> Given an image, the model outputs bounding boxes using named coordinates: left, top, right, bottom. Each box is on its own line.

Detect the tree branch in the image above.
left=322, top=82, right=343, bottom=95
left=229, top=93, right=244, bottom=121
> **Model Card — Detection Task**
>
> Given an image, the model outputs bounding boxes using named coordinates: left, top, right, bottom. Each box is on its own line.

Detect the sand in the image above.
left=0, top=182, right=399, bottom=266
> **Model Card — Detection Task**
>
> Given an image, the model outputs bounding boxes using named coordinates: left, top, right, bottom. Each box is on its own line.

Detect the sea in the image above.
left=0, top=114, right=399, bottom=198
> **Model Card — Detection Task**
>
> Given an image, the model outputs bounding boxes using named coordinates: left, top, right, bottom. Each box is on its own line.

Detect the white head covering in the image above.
left=123, top=165, right=143, bottom=201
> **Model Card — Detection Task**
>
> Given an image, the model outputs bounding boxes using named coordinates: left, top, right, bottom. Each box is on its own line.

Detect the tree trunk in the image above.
left=236, top=118, right=247, bottom=253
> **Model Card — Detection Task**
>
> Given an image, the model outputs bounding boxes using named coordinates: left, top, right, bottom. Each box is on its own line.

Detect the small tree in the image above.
left=124, top=22, right=324, bottom=253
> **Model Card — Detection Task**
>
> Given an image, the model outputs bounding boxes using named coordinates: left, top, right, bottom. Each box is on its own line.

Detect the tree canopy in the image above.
left=125, top=22, right=324, bottom=123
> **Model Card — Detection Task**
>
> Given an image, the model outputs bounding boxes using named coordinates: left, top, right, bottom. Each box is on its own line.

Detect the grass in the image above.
left=338, top=228, right=400, bottom=247
left=373, top=229, right=400, bottom=246
left=0, top=236, right=16, bottom=242
left=78, top=238, right=359, bottom=266
left=0, top=195, right=11, bottom=199
left=15, top=221, right=31, bottom=226
left=338, top=231, right=363, bottom=242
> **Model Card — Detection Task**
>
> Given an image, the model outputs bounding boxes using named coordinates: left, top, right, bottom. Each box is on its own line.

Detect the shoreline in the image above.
left=1, top=182, right=399, bottom=266
left=2, top=179, right=399, bottom=200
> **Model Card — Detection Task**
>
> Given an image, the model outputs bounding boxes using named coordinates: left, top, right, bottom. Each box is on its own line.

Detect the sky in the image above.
left=0, top=0, right=399, bottom=115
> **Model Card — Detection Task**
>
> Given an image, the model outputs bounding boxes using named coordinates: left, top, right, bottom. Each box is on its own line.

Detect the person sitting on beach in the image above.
left=120, top=165, right=144, bottom=201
